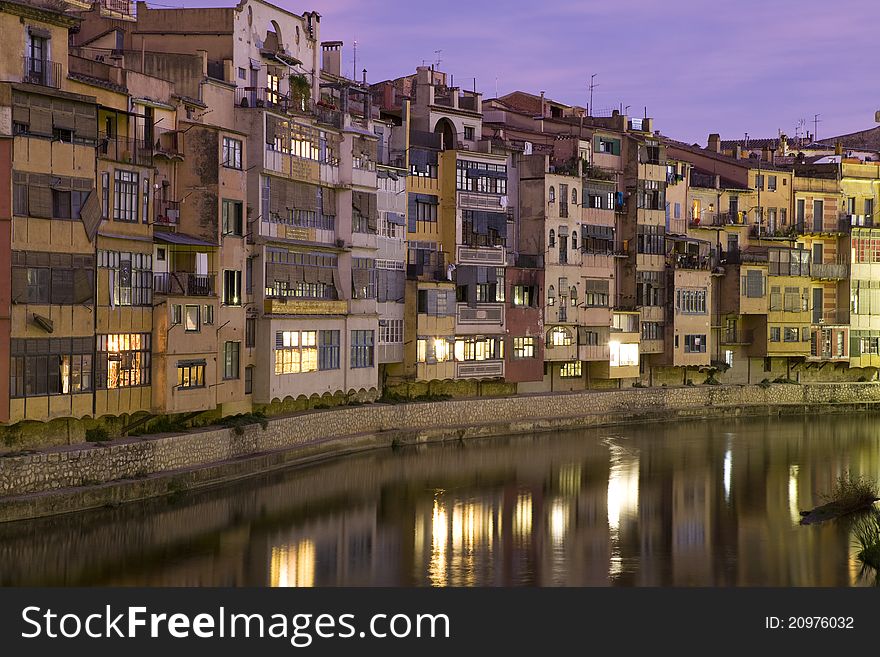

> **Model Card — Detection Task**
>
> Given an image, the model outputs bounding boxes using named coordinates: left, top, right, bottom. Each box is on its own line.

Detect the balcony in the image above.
left=667, top=252, right=715, bottom=270
left=720, top=329, right=753, bottom=346
left=456, top=302, right=505, bottom=330
left=315, top=104, right=342, bottom=128
left=456, top=244, right=506, bottom=266
left=455, top=359, right=504, bottom=379
left=689, top=211, right=743, bottom=228
left=264, top=298, right=348, bottom=315
left=458, top=191, right=506, bottom=212
left=235, top=87, right=313, bottom=117
left=154, top=129, right=184, bottom=159
left=154, top=200, right=180, bottom=228
left=810, top=262, right=848, bottom=280
left=841, top=213, right=874, bottom=229
left=795, top=216, right=853, bottom=235
left=580, top=344, right=610, bottom=361
left=22, top=57, right=61, bottom=89
left=813, top=309, right=849, bottom=326
left=98, top=134, right=152, bottom=166
left=153, top=272, right=215, bottom=296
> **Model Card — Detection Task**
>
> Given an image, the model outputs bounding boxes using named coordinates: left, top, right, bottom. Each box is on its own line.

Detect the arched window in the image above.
left=572, top=188, right=578, bottom=205
left=549, top=229, right=556, bottom=247
left=547, top=285, right=556, bottom=305
left=548, top=326, right=573, bottom=346
left=571, top=231, right=578, bottom=250
left=549, top=186, right=556, bottom=203
left=570, top=286, right=578, bottom=306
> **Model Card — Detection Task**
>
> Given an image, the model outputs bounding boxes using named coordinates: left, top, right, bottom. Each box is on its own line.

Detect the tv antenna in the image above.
left=813, top=113, right=822, bottom=142
left=588, top=74, right=598, bottom=117
left=434, top=49, right=442, bottom=68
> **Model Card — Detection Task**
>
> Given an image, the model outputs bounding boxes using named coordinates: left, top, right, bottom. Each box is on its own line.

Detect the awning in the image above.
left=154, top=232, right=218, bottom=248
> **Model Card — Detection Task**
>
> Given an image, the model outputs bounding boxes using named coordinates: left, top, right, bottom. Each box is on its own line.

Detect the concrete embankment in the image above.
left=1, top=382, right=879, bottom=522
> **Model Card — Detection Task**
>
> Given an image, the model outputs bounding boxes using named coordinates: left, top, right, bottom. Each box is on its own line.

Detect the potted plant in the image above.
left=288, top=74, right=310, bottom=111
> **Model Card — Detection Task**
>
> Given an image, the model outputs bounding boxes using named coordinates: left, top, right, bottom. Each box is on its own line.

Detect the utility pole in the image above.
left=352, top=39, right=357, bottom=80
left=813, top=113, right=822, bottom=142
left=589, top=74, right=598, bottom=117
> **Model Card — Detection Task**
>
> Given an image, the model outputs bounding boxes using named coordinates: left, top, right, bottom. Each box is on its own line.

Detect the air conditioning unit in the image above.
left=336, top=238, right=347, bottom=248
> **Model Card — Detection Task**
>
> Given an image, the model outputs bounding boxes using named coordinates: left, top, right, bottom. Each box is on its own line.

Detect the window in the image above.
left=559, top=184, right=569, bottom=218
left=223, top=341, right=240, bottom=379
left=26, top=267, right=50, bottom=303
left=454, top=337, right=503, bottom=362
left=378, top=319, right=403, bottom=344
left=101, top=172, right=109, bottom=219
left=549, top=229, right=556, bottom=247
left=674, top=202, right=681, bottom=219
left=96, top=333, right=151, bottom=389
left=222, top=137, right=242, bottom=169
left=99, top=251, right=152, bottom=307
left=594, top=136, right=621, bottom=155
left=113, top=170, right=138, bottom=222
left=417, top=337, right=453, bottom=363
left=741, top=270, right=766, bottom=298
left=223, top=270, right=242, bottom=306
left=548, top=327, right=573, bottom=347
left=350, top=330, right=374, bottom=368
left=352, top=258, right=377, bottom=299
left=783, top=327, right=799, bottom=342
left=767, top=175, right=777, bottom=191
left=583, top=279, right=610, bottom=307
left=513, top=337, right=536, bottom=359
left=245, top=317, right=256, bottom=348
left=203, top=304, right=214, bottom=325
left=51, top=188, right=89, bottom=220
left=184, top=304, right=200, bottom=332
left=770, top=327, right=781, bottom=342
left=513, top=285, right=535, bottom=307
left=222, top=199, right=243, bottom=236
left=9, top=337, right=94, bottom=398
left=456, top=160, right=507, bottom=194
left=684, top=334, right=706, bottom=353
left=675, top=288, right=708, bottom=314
left=171, top=304, right=182, bottom=325
left=463, top=125, right=475, bottom=140
left=275, top=330, right=318, bottom=374
left=238, top=67, right=247, bottom=80
left=177, top=360, right=206, bottom=389
left=244, top=365, right=254, bottom=394
left=547, top=285, right=556, bottom=306
left=637, top=224, right=665, bottom=254
left=560, top=361, right=582, bottom=378
left=417, top=289, right=452, bottom=316
left=319, top=330, right=340, bottom=370
left=549, top=187, right=556, bottom=204
left=755, top=174, right=764, bottom=190
left=636, top=271, right=663, bottom=306
left=610, top=342, right=639, bottom=367
left=641, top=322, right=663, bottom=340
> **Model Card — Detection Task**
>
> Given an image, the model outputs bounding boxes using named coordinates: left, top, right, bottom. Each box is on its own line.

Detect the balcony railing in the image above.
left=668, top=252, right=715, bottom=270
left=154, top=200, right=180, bottom=227
left=795, top=216, right=853, bottom=235
left=153, top=272, right=215, bottom=296
left=154, top=129, right=184, bottom=158
left=580, top=344, right=611, bottom=361
left=810, top=262, right=848, bottom=280
left=840, top=213, right=874, bottom=229
left=814, top=309, right=849, bottom=325
left=98, top=133, right=152, bottom=166
left=235, top=87, right=312, bottom=116
left=22, top=57, right=61, bottom=89
left=721, top=329, right=753, bottom=345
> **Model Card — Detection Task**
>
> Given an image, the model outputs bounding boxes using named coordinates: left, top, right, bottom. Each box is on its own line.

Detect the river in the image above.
left=1, top=414, right=879, bottom=586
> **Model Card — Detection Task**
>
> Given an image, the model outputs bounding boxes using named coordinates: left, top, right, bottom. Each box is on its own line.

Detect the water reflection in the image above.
left=1, top=415, right=880, bottom=587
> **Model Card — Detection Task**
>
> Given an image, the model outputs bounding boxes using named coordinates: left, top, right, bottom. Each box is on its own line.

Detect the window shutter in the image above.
left=28, top=186, right=52, bottom=218
left=29, top=107, right=52, bottom=136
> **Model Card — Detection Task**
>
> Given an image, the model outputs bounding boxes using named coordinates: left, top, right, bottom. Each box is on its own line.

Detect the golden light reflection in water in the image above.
left=428, top=497, right=448, bottom=587
left=788, top=465, right=800, bottom=525
left=426, top=493, right=497, bottom=587
left=550, top=498, right=569, bottom=545
left=607, top=443, right=640, bottom=579
left=269, top=540, right=315, bottom=587
left=513, top=492, right=533, bottom=545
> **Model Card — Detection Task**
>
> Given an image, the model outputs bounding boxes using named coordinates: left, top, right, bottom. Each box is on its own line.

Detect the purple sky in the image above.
left=150, top=0, right=879, bottom=144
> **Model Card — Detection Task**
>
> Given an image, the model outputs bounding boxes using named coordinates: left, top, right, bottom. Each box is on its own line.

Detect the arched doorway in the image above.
left=433, top=117, right=456, bottom=151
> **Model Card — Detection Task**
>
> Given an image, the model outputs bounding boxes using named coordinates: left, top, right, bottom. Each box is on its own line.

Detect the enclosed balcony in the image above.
left=154, top=199, right=180, bottom=229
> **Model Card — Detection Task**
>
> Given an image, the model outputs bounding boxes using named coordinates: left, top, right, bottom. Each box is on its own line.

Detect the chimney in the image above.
left=835, top=141, right=843, bottom=156
left=734, top=144, right=742, bottom=159
left=708, top=133, right=721, bottom=153
left=540, top=90, right=546, bottom=117
left=321, top=41, right=342, bottom=77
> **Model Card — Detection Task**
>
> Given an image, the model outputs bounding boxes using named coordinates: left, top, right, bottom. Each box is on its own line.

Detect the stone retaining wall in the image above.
left=1, top=382, right=879, bottom=507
